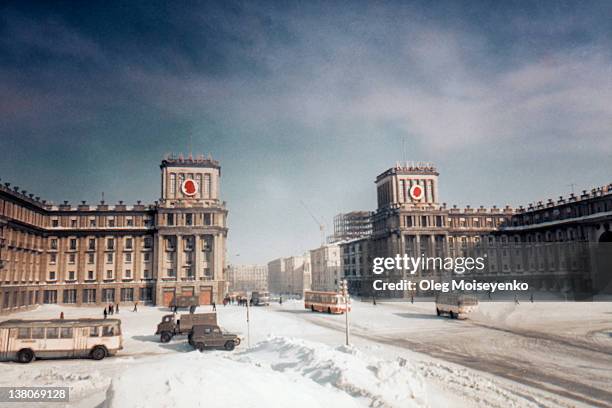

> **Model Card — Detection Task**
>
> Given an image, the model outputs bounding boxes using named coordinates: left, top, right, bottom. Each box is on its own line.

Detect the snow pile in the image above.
left=103, top=351, right=360, bottom=408
left=232, top=336, right=428, bottom=408
left=103, top=337, right=428, bottom=408
left=23, top=368, right=109, bottom=399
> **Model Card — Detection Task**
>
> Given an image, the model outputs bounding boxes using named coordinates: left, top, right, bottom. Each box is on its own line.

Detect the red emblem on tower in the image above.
left=409, top=184, right=423, bottom=200
left=181, top=179, right=198, bottom=196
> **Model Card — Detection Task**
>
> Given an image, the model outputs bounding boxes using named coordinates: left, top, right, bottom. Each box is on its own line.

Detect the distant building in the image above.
left=310, top=244, right=341, bottom=291
left=339, top=237, right=370, bottom=295
left=227, top=264, right=268, bottom=292
left=330, top=211, right=373, bottom=243
left=267, top=258, right=284, bottom=294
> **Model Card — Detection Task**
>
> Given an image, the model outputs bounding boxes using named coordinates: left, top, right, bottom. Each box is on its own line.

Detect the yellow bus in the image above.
left=0, top=318, right=123, bottom=363
left=304, top=291, right=350, bottom=314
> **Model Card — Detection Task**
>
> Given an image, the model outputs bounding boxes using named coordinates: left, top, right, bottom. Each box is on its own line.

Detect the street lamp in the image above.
left=340, top=279, right=350, bottom=346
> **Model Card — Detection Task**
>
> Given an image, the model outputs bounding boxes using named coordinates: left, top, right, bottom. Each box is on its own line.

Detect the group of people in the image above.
left=103, top=303, right=119, bottom=319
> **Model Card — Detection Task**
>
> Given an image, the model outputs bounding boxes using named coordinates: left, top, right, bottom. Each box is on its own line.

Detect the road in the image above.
left=280, top=301, right=612, bottom=408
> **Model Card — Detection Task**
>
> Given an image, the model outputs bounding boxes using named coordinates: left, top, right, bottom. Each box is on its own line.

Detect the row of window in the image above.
left=50, top=215, right=153, bottom=229
left=166, top=212, right=216, bottom=226
left=168, top=172, right=212, bottom=199
left=47, top=268, right=151, bottom=282
left=16, top=325, right=118, bottom=339
left=49, top=236, right=153, bottom=251
left=42, top=288, right=153, bottom=304
left=49, top=252, right=152, bottom=265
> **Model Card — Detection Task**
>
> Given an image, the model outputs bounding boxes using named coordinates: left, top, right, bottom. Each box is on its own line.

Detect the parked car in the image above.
left=155, top=313, right=217, bottom=343
left=188, top=324, right=240, bottom=351
left=435, top=293, right=479, bottom=319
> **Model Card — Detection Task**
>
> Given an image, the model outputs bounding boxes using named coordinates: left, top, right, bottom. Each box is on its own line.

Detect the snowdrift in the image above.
left=104, top=337, right=427, bottom=408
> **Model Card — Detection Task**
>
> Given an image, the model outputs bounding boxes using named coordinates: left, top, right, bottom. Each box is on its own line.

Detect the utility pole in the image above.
left=246, top=294, right=251, bottom=349
left=340, top=279, right=350, bottom=346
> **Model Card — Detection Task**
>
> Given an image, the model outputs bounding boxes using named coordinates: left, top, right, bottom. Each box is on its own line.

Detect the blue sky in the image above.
left=1, top=1, right=611, bottom=263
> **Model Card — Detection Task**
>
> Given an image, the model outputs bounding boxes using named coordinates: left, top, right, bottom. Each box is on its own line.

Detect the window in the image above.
left=421, top=216, right=428, bottom=227
left=70, top=238, right=77, bottom=250
left=126, top=218, right=134, bottom=227
left=67, top=271, right=75, bottom=281
left=88, top=253, right=95, bottom=264
left=204, top=213, right=211, bottom=226
left=46, top=327, right=59, bottom=338
left=83, top=289, right=96, bottom=303
left=103, top=288, right=115, bottom=301
left=125, top=253, right=132, bottom=263
left=89, top=326, right=99, bottom=337
left=17, top=328, right=31, bottom=339
left=106, top=270, right=113, bottom=280
left=48, top=271, right=56, bottom=280
left=167, top=268, right=175, bottom=277
left=186, top=213, right=193, bottom=226
left=69, top=253, right=76, bottom=264
left=167, top=213, right=174, bottom=226
left=405, top=216, right=413, bottom=227
left=204, top=174, right=211, bottom=197
left=103, top=326, right=116, bottom=337
left=125, top=238, right=133, bottom=249
left=87, top=270, right=94, bottom=280
left=63, top=289, right=76, bottom=303
left=71, top=219, right=77, bottom=227
left=107, top=238, right=115, bottom=250
left=60, top=327, right=73, bottom=339
left=49, top=253, right=57, bottom=264
left=170, top=173, right=176, bottom=195
left=144, top=237, right=152, bottom=248
left=89, top=238, right=96, bottom=250
left=143, top=253, right=151, bottom=262
left=50, top=239, right=58, bottom=250
left=32, top=327, right=44, bottom=339
left=124, top=269, right=132, bottom=279
left=108, top=217, right=115, bottom=227
left=435, top=216, right=443, bottom=227
left=52, top=219, right=59, bottom=227
left=121, top=288, right=134, bottom=301
left=89, top=218, right=96, bottom=227
left=107, top=253, right=114, bottom=263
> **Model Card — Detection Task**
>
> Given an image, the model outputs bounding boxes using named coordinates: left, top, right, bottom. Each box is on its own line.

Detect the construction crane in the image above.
left=300, top=200, right=326, bottom=247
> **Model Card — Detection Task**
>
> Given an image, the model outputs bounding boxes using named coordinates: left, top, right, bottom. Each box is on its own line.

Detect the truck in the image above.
left=251, top=291, right=270, bottom=306
left=435, top=293, right=479, bottom=319
left=170, top=295, right=199, bottom=310
left=155, top=313, right=217, bottom=343
left=188, top=324, right=241, bottom=351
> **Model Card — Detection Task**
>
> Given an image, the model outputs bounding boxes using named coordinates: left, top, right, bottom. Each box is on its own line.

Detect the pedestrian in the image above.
left=514, top=294, right=519, bottom=305
left=411, top=295, right=414, bottom=304
left=109, top=304, right=114, bottom=315
left=212, top=301, right=216, bottom=311
left=133, top=301, right=138, bottom=312
left=279, top=295, right=283, bottom=306
left=60, top=311, right=64, bottom=319
left=116, top=303, right=120, bottom=314
left=103, top=308, right=108, bottom=319
left=373, top=296, right=376, bottom=306
left=530, top=293, right=534, bottom=303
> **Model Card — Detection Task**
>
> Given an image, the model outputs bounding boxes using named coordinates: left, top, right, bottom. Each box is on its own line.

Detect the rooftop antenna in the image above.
left=189, top=133, right=193, bottom=159
left=567, top=183, right=576, bottom=194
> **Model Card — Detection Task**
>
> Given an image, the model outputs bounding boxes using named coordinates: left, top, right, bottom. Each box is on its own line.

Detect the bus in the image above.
left=435, top=293, right=479, bottom=319
left=304, top=291, right=350, bottom=314
left=251, top=291, right=270, bottom=306
left=0, top=318, right=123, bottom=363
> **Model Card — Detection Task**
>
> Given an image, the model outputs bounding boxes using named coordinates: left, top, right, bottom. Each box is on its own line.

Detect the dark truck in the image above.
left=188, top=324, right=241, bottom=351
left=156, top=313, right=217, bottom=343
left=170, top=295, right=199, bottom=310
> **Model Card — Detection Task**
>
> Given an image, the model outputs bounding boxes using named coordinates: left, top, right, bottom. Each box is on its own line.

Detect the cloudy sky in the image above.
left=1, top=1, right=611, bottom=264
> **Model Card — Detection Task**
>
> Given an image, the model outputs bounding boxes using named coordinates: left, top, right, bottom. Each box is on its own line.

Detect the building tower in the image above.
left=155, top=154, right=228, bottom=305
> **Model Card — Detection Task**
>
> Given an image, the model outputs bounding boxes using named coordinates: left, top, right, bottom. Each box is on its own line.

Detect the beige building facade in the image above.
left=227, top=264, right=268, bottom=292
left=310, top=244, right=341, bottom=292
left=0, top=154, right=228, bottom=313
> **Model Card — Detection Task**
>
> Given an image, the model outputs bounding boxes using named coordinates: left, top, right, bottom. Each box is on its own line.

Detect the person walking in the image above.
left=116, top=303, right=120, bottom=314
left=103, top=308, right=108, bottom=319
left=373, top=296, right=377, bottom=306
left=529, top=293, right=534, bottom=303
left=133, top=301, right=138, bottom=312
left=212, top=301, right=216, bottom=311
left=60, top=311, right=64, bottom=319
left=279, top=295, right=283, bottom=306
left=514, top=294, right=519, bottom=305
left=109, top=304, right=114, bottom=315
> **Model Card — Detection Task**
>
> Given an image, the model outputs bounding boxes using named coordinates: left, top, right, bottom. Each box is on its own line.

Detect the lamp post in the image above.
left=340, top=279, right=350, bottom=346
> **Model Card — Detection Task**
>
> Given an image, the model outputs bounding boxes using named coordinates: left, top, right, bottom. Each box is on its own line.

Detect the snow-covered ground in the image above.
left=0, top=300, right=610, bottom=408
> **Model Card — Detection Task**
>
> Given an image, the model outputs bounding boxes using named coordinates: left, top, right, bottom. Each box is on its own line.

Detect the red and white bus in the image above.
left=304, top=291, right=350, bottom=314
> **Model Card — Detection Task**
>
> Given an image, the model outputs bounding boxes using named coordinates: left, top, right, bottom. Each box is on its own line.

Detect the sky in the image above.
left=1, top=1, right=611, bottom=264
